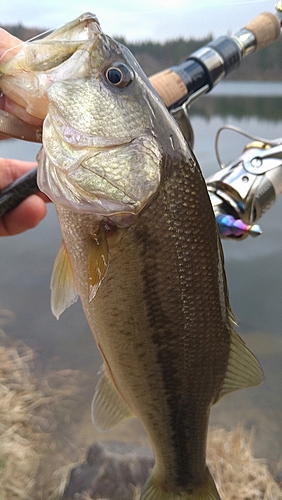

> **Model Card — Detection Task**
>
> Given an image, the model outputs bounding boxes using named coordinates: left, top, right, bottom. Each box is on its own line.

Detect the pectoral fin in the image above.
left=217, top=328, right=264, bottom=401
left=88, top=230, right=108, bottom=303
left=50, top=241, right=79, bottom=319
left=91, top=364, right=134, bottom=431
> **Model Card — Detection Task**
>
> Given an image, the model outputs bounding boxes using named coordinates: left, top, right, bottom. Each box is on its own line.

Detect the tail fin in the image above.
left=141, top=467, right=220, bottom=500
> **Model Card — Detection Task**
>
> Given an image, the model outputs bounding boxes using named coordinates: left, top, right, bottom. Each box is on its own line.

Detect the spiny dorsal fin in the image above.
left=88, top=229, right=108, bottom=303
left=218, top=328, right=264, bottom=401
left=50, top=240, right=78, bottom=319
left=91, top=364, right=134, bottom=431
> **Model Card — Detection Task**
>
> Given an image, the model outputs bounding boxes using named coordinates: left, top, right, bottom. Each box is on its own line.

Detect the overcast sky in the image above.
left=1, top=0, right=279, bottom=41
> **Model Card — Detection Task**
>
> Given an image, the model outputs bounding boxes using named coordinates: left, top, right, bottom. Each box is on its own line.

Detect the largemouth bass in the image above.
left=0, top=14, right=263, bottom=500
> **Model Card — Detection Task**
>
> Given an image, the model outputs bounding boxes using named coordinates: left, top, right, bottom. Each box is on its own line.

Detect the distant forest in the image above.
left=2, top=23, right=282, bottom=80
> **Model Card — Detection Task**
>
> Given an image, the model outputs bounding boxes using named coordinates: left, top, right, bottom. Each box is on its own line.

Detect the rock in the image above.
left=62, top=441, right=154, bottom=500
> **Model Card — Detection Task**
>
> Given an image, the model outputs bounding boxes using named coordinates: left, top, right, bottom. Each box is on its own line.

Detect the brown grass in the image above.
left=0, top=332, right=85, bottom=500
left=0, top=333, right=281, bottom=499
left=207, top=427, right=282, bottom=500
left=0, top=340, right=50, bottom=499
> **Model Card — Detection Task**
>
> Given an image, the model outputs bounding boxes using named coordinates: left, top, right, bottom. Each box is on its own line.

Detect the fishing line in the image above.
left=0, top=28, right=55, bottom=63
left=0, top=44, right=23, bottom=63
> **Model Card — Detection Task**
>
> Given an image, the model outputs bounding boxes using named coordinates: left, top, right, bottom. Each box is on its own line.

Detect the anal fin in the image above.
left=91, top=364, right=134, bottom=431
left=218, top=328, right=264, bottom=400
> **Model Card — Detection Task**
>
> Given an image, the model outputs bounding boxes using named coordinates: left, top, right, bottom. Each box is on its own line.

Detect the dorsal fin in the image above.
left=88, top=229, right=109, bottom=303
left=50, top=240, right=78, bottom=319
left=91, top=364, right=134, bottom=431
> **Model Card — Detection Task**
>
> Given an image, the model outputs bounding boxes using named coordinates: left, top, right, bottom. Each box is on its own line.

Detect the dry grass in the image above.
left=0, top=331, right=84, bottom=500
left=0, top=329, right=281, bottom=499
left=207, top=426, right=282, bottom=500
left=0, top=340, right=48, bottom=499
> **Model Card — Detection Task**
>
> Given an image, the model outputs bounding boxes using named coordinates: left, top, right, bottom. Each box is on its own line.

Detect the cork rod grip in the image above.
left=149, top=69, right=187, bottom=108
left=244, top=12, right=281, bottom=51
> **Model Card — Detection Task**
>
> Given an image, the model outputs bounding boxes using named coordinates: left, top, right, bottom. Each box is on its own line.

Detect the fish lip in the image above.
left=79, top=12, right=99, bottom=24
left=75, top=12, right=102, bottom=39
left=52, top=12, right=102, bottom=40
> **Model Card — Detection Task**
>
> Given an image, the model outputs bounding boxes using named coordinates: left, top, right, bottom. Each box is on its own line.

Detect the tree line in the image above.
left=2, top=23, right=282, bottom=80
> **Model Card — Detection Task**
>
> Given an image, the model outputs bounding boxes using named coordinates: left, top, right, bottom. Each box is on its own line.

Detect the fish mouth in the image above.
left=0, top=13, right=103, bottom=120
left=35, top=13, right=161, bottom=217
left=75, top=12, right=101, bottom=35
left=43, top=12, right=102, bottom=42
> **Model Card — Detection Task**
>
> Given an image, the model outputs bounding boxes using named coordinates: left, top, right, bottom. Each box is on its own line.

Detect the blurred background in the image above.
left=0, top=0, right=282, bottom=473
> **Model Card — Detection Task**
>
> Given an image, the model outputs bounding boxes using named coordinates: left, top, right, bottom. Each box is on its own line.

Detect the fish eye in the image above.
left=105, top=62, right=134, bottom=88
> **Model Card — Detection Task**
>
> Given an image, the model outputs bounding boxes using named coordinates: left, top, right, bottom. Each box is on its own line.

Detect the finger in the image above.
left=0, top=158, right=49, bottom=202
left=0, top=28, right=22, bottom=61
left=0, top=194, right=47, bottom=236
left=0, top=158, right=37, bottom=189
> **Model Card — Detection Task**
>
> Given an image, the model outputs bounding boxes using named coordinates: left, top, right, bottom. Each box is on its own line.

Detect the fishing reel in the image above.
left=206, top=125, right=282, bottom=240
left=151, top=7, right=282, bottom=240
left=169, top=97, right=282, bottom=241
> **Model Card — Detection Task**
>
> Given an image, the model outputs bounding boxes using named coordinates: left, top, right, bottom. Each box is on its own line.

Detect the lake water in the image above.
left=0, top=82, right=281, bottom=469
left=210, top=81, right=282, bottom=97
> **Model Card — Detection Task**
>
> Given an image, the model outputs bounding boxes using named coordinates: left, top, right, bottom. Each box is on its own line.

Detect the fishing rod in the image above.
left=152, top=10, right=281, bottom=143
left=0, top=6, right=282, bottom=239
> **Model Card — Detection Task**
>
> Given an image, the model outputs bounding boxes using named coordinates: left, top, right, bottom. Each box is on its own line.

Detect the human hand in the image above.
left=0, top=158, right=48, bottom=236
left=0, top=29, right=48, bottom=235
